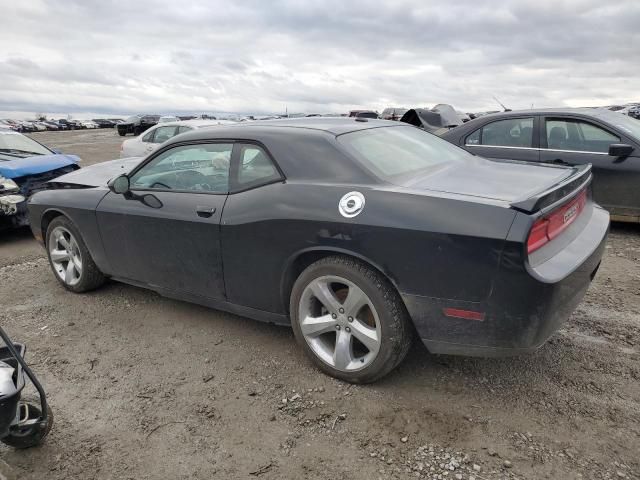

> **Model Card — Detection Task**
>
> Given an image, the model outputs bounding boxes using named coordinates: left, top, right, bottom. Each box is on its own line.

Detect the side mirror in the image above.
left=108, top=174, right=130, bottom=194
left=141, top=194, right=162, bottom=209
left=608, top=143, right=633, bottom=157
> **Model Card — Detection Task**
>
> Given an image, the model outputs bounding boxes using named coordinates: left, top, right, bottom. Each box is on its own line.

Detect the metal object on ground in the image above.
left=0, top=326, right=52, bottom=449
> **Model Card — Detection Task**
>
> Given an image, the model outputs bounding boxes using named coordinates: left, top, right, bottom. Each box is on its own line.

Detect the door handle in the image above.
left=196, top=206, right=216, bottom=218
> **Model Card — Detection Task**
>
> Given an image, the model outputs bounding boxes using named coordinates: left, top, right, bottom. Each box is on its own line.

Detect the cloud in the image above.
left=1, top=0, right=639, bottom=118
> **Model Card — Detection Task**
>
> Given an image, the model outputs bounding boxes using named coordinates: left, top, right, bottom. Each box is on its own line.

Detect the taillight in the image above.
left=527, top=189, right=587, bottom=254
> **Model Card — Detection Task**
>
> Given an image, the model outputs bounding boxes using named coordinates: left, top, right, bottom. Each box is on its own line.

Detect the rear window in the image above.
left=337, top=126, right=471, bottom=180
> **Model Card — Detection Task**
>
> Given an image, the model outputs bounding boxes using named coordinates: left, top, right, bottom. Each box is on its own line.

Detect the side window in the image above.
left=142, top=129, right=155, bottom=142
left=465, top=129, right=481, bottom=145
left=129, top=143, right=232, bottom=193
left=546, top=119, right=619, bottom=153
left=176, top=126, right=192, bottom=134
left=476, top=118, right=534, bottom=147
left=152, top=126, right=178, bottom=144
left=234, top=144, right=281, bottom=189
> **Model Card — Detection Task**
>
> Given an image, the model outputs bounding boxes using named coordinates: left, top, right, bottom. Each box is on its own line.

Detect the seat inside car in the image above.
left=548, top=125, right=568, bottom=149
left=519, top=126, right=532, bottom=146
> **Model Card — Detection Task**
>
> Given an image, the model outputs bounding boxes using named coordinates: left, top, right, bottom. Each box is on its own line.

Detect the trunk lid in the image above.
left=400, top=159, right=589, bottom=212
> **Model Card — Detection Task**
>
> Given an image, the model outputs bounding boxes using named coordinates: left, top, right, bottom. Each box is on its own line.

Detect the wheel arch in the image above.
left=40, top=208, right=67, bottom=241
left=280, top=246, right=402, bottom=315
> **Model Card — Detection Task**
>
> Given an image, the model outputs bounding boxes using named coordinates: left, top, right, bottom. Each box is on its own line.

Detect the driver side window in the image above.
left=129, top=143, right=233, bottom=193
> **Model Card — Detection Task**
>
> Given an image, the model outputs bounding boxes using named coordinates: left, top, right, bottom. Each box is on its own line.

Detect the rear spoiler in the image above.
left=511, top=164, right=592, bottom=214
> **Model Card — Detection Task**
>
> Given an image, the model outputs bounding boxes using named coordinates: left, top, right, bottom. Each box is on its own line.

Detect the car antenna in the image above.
left=492, top=95, right=512, bottom=112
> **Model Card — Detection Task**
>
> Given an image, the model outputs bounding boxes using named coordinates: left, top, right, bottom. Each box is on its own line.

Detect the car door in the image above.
left=462, top=116, right=539, bottom=162
left=96, top=141, right=233, bottom=300
left=538, top=116, right=637, bottom=214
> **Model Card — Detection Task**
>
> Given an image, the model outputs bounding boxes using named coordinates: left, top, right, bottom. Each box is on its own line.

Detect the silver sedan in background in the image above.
left=120, top=119, right=236, bottom=158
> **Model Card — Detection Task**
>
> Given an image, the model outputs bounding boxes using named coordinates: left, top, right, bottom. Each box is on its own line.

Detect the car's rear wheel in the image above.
left=46, top=216, right=105, bottom=293
left=290, top=256, right=413, bottom=383
left=118, top=130, right=125, bottom=136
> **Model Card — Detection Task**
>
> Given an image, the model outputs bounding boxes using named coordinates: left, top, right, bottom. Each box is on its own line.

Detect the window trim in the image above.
left=540, top=115, right=620, bottom=154
left=464, top=144, right=540, bottom=151
left=464, top=116, right=538, bottom=149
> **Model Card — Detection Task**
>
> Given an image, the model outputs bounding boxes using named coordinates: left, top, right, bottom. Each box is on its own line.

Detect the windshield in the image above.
left=338, top=125, right=473, bottom=181
left=0, top=130, right=51, bottom=159
left=125, top=115, right=142, bottom=122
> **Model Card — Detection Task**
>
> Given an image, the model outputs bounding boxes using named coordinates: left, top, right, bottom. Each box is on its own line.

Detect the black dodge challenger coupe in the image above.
left=27, top=118, right=608, bottom=383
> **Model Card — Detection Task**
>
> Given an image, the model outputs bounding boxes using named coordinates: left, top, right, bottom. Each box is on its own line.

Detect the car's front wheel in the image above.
left=46, top=216, right=105, bottom=293
left=290, top=256, right=413, bottom=383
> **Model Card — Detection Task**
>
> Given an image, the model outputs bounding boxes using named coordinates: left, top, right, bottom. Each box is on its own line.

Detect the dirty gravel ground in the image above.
left=0, top=129, right=638, bottom=480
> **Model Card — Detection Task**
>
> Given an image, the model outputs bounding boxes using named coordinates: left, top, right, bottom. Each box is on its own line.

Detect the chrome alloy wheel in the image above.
left=48, top=226, right=82, bottom=286
left=298, top=275, right=382, bottom=372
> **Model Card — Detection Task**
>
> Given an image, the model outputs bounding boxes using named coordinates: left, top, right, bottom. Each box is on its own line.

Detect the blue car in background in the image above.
left=0, top=128, right=80, bottom=228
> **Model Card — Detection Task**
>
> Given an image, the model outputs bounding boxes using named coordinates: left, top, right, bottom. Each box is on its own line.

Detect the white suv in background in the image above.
left=120, top=119, right=236, bottom=158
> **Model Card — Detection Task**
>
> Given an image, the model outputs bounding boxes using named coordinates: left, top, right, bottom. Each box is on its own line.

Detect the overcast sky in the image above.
left=2, top=0, right=639, bottom=118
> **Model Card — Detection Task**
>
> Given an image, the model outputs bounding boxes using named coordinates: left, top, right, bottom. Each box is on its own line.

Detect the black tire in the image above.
left=290, top=255, right=413, bottom=383
left=46, top=216, right=105, bottom=293
left=1, top=404, right=53, bottom=449
left=118, top=130, right=126, bottom=136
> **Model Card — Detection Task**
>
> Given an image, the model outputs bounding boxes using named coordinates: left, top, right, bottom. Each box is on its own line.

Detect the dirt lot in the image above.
left=1, top=129, right=639, bottom=480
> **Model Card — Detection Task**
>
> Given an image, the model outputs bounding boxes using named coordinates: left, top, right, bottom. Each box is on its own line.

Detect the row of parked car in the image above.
left=0, top=118, right=125, bottom=133
left=352, top=102, right=640, bottom=123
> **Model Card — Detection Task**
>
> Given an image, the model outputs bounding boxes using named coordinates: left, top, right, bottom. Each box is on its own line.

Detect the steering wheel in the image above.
left=173, top=170, right=207, bottom=189
left=150, top=181, right=171, bottom=189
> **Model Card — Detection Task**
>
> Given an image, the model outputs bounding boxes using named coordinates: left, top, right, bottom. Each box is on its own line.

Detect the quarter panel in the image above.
left=221, top=182, right=516, bottom=316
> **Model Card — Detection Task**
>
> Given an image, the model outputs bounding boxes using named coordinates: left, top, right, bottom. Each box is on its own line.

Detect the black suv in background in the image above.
left=92, top=119, right=118, bottom=128
left=348, top=110, right=379, bottom=119
left=441, top=108, right=640, bottom=222
left=116, top=115, right=160, bottom=136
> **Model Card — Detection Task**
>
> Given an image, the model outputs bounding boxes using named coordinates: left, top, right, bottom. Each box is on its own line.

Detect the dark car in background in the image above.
left=56, top=119, right=75, bottom=130
left=92, top=119, right=118, bottom=128
left=441, top=108, right=640, bottom=222
left=28, top=118, right=607, bottom=383
left=57, top=119, right=86, bottom=130
left=116, top=115, right=160, bottom=136
left=348, top=110, right=379, bottom=119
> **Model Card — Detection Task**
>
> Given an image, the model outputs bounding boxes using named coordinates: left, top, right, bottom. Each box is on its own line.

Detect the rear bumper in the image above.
left=403, top=205, right=609, bottom=357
